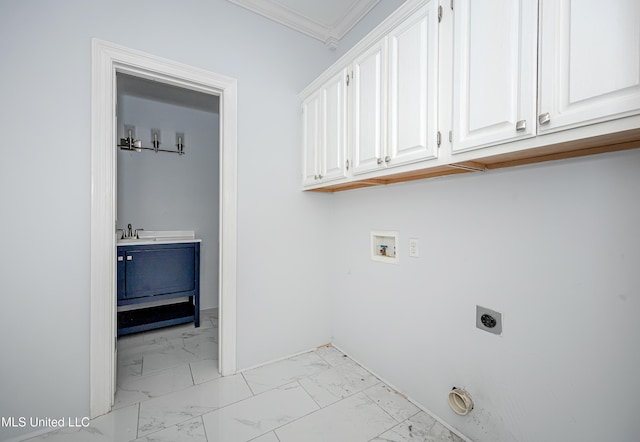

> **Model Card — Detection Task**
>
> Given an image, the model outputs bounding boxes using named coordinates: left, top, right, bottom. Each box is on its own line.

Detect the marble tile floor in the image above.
left=26, top=308, right=465, bottom=442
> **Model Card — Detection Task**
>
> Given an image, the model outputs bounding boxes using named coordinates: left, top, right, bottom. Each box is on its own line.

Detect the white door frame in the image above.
left=90, top=39, right=238, bottom=418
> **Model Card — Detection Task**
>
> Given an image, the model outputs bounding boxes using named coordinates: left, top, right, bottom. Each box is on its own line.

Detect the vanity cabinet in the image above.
left=117, top=242, right=200, bottom=336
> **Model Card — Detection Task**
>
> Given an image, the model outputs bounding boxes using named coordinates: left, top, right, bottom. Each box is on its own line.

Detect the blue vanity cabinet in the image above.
left=117, top=242, right=200, bottom=336
left=124, top=247, right=195, bottom=299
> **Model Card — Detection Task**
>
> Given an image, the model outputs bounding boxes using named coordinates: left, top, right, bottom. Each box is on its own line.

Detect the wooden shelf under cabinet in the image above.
left=308, top=127, right=640, bottom=193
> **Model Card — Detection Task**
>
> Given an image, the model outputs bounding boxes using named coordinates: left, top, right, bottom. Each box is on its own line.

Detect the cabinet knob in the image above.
left=516, top=120, right=527, bottom=132
left=127, top=256, right=133, bottom=261
left=377, top=158, right=383, bottom=165
left=384, top=156, right=391, bottom=163
left=318, top=174, right=323, bottom=179
left=538, top=112, right=551, bottom=126
left=314, top=174, right=319, bottom=180
left=117, top=256, right=124, bottom=262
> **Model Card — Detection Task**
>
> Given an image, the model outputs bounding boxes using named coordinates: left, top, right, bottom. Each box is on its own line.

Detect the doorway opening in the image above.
left=114, top=73, right=221, bottom=406
left=90, top=39, right=238, bottom=418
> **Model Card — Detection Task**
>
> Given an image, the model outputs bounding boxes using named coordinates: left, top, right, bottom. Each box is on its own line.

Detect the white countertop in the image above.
left=116, top=230, right=202, bottom=246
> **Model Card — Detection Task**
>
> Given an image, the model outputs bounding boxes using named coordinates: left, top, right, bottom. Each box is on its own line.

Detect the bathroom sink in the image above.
left=117, top=230, right=198, bottom=245
left=140, top=230, right=196, bottom=240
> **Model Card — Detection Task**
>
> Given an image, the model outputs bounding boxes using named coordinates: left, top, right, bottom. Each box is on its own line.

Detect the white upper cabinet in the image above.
left=299, top=0, right=640, bottom=191
left=302, top=90, right=321, bottom=187
left=351, top=0, right=439, bottom=175
left=351, top=40, right=387, bottom=175
left=538, top=0, right=640, bottom=133
left=321, top=69, right=349, bottom=182
left=452, top=0, right=538, bottom=152
left=388, top=2, right=439, bottom=164
left=302, top=69, right=348, bottom=186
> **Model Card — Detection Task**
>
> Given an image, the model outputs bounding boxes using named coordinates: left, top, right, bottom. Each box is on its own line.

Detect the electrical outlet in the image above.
left=476, top=305, right=502, bottom=335
left=408, top=238, right=419, bottom=257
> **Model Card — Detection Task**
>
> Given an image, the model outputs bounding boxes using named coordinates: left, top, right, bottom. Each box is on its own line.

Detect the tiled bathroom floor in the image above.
left=27, top=309, right=465, bottom=442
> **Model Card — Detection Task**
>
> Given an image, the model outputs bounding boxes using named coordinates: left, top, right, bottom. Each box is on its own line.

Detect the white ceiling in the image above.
left=228, top=0, right=381, bottom=49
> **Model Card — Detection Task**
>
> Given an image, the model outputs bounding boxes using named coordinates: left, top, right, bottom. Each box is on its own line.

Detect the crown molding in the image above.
left=228, top=0, right=380, bottom=49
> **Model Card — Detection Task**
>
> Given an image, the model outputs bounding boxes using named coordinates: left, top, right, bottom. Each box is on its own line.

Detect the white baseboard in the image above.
left=237, top=344, right=323, bottom=374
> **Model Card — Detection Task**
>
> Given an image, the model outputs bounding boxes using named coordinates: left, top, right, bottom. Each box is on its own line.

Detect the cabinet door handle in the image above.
left=516, top=120, right=527, bottom=131
left=314, top=174, right=319, bottom=180
left=538, top=112, right=551, bottom=126
left=318, top=174, right=323, bottom=179
left=345, top=160, right=349, bottom=171
left=127, top=256, right=133, bottom=261
left=384, top=156, right=391, bottom=163
left=377, top=158, right=383, bottom=165
left=117, top=256, right=124, bottom=262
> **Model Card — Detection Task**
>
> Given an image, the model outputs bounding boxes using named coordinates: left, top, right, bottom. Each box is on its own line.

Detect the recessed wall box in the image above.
left=371, top=231, right=398, bottom=263
left=476, top=305, right=503, bottom=335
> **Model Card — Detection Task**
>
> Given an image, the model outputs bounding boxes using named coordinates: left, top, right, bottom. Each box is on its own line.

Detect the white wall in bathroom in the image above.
left=117, top=93, right=220, bottom=309
left=330, top=149, right=640, bottom=442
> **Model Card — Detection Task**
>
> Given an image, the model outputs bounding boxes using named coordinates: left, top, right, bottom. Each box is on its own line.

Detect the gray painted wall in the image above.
left=0, top=0, right=354, bottom=439
left=0, top=0, right=402, bottom=438
left=5, top=1, right=636, bottom=441
left=117, top=92, right=220, bottom=310
left=330, top=149, right=640, bottom=441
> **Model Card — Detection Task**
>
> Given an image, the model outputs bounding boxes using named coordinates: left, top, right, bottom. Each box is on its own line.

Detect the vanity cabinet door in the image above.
left=124, top=246, right=195, bottom=299
left=117, top=250, right=126, bottom=300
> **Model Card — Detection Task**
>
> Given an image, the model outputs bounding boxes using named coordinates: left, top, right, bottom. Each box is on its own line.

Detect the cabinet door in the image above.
left=351, top=39, right=386, bottom=175
left=117, top=250, right=125, bottom=300
left=320, top=69, right=348, bottom=182
left=452, top=0, right=537, bottom=152
left=124, top=247, right=195, bottom=298
left=302, top=91, right=321, bottom=186
left=388, top=1, right=439, bottom=163
left=538, top=0, right=640, bottom=133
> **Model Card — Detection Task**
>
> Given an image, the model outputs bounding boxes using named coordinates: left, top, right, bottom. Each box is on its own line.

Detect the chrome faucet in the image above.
left=127, top=224, right=133, bottom=238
